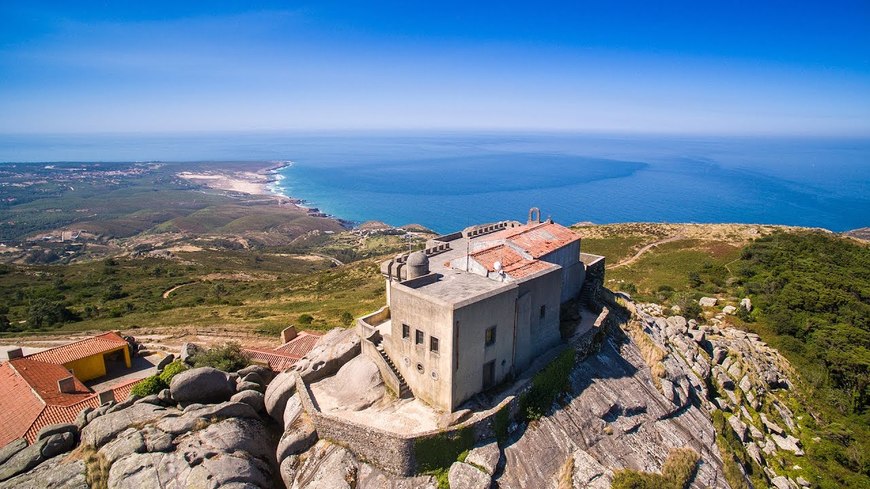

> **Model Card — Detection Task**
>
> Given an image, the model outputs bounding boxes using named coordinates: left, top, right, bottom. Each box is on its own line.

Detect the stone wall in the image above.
left=580, top=253, right=606, bottom=307
left=295, top=374, right=416, bottom=474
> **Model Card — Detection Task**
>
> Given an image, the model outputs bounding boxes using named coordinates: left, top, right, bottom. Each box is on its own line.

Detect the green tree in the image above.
left=28, top=298, right=74, bottom=328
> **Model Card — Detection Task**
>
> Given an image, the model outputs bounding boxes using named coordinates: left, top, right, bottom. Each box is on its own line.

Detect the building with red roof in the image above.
left=243, top=327, right=322, bottom=372
left=26, top=331, right=131, bottom=382
left=361, top=208, right=605, bottom=411
left=0, top=332, right=137, bottom=447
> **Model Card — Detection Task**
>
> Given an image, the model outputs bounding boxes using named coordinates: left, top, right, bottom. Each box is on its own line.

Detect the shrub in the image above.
left=131, top=375, right=166, bottom=398
left=298, top=314, right=314, bottom=325
left=340, top=311, right=354, bottom=326
left=415, top=428, right=475, bottom=480
left=522, top=348, right=575, bottom=420
left=192, top=342, right=250, bottom=372
left=158, top=360, right=188, bottom=384
left=611, top=448, right=699, bottom=489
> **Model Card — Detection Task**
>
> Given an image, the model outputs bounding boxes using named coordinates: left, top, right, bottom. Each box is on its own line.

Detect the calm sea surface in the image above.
left=1, top=132, right=867, bottom=232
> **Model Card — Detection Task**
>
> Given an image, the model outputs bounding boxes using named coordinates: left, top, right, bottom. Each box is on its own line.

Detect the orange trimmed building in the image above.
left=0, top=332, right=137, bottom=446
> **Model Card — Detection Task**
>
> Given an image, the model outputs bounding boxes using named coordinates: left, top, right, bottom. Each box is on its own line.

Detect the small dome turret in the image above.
left=406, top=251, right=430, bottom=279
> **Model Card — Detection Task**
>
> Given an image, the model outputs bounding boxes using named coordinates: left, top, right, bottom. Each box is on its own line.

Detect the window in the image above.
left=485, top=326, right=496, bottom=346
left=482, top=360, right=495, bottom=388
left=415, top=329, right=424, bottom=345
left=402, top=324, right=410, bottom=339
left=430, top=336, right=439, bottom=353
left=540, top=305, right=546, bottom=319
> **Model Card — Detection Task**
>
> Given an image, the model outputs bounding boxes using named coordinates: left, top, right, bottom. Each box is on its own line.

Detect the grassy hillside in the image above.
left=0, top=228, right=420, bottom=337
left=580, top=225, right=869, bottom=487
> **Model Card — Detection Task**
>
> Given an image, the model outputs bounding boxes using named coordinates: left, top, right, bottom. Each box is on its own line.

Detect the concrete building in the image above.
left=359, top=209, right=605, bottom=412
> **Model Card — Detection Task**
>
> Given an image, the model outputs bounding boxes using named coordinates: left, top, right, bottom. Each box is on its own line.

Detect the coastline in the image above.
left=176, top=161, right=293, bottom=198
left=176, top=161, right=354, bottom=227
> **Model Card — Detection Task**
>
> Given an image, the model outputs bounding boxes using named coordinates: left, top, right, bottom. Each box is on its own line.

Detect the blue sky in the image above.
left=1, top=1, right=868, bottom=135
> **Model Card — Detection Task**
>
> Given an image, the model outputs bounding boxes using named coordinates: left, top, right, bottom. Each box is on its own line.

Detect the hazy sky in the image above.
left=1, top=1, right=868, bottom=135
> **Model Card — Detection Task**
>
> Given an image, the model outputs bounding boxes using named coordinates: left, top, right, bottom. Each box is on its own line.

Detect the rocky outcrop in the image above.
left=289, top=327, right=361, bottom=383
left=0, top=452, right=86, bottom=489
left=169, top=367, right=236, bottom=404
left=264, top=327, right=362, bottom=424
left=107, top=417, right=276, bottom=488
left=3, top=364, right=281, bottom=489
left=0, top=432, right=75, bottom=482
left=465, top=440, right=501, bottom=476
left=497, top=327, right=726, bottom=488
left=449, top=461, right=492, bottom=489
left=635, top=303, right=806, bottom=488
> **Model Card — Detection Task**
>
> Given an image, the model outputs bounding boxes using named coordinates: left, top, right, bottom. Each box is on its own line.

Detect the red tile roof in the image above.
left=243, top=348, right=300, bottom=372
left=469, top=241, right=559, bottom=280
left=26, top=331, right=128, bottom=366
left=489, top=222, right=580, bottom=258
left=470, top=244, right=526, bottom=271
left=10, top=358, right=92, bottom=406
left=0, top=333, right=145, bottom=446
left=0, top=361, right=45, bottom=447
left=275, top=332, right=322, bottom=358
left=502, top=259, right=557, bottom=279
left=243, top=331, right=323, bottom=372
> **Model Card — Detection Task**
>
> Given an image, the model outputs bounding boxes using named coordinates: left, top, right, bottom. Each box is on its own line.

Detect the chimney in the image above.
left=281, top=326, right=298, bottom=344
left=58, top=376, right=76, bottom=394
left=6, top=348, right=24, bottom=360
left=98, top=390, right=115, bottom=405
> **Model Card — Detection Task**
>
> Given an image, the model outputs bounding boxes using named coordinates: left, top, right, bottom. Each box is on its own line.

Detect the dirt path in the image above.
left=610, top=235, right=685, bottom=269
left=312, top=253, right=345, bottom=266
left=162, top=282, right=194, bottom=299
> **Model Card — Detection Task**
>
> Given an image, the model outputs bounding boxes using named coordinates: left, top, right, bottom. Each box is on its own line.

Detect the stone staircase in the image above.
left=371, top=335, right=412, bottom=399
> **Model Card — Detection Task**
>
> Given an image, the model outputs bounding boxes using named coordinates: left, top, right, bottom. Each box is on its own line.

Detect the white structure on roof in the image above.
left=358, top=209, right=605, bottom=412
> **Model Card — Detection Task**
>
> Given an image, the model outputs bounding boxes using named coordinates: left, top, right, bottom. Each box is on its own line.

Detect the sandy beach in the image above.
left=176, top=162, right=291, bottom=197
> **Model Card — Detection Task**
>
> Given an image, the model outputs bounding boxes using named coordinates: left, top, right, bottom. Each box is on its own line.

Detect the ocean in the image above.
left=1, top=132, right=867, bottom=232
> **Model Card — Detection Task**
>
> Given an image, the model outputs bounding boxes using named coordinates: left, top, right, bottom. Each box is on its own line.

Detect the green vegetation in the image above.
left=130, top=375, right=166, bottom=398
left=578, top=236, right=646, bottom=263
left=0, top=252, right=385, bottom=336
left=611, top=448, right=699, bottom=489
left=734, top=233, right=869, bottom=486
left=589, top=229, right=869, bottom=487
left=604, top=239, right=741, bottom=300
left=415, top=428, right=475, bottom=488
left=158, top=360, right=189, bottom=384
left=131, top=360, right=189, bottom=397
left=191, top=342, right=250, bottom=372
left=522, top=348, right=576, bottom=420
left=710, top=410, right=764, bottom=489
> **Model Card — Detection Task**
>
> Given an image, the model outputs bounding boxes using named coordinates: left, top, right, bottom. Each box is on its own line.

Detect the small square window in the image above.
left=430, top=336, right=439, bottom=353
left=485, top=326, right=496, bottom=346
left=415, top=330, right=424, bottom=345
left=402, top=324, right=410, bottom=339
left=540, top=305, right=546, bottom=319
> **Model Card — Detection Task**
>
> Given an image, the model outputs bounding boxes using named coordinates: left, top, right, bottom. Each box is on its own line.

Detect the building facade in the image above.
left=359, top=209, right=604, bottom=412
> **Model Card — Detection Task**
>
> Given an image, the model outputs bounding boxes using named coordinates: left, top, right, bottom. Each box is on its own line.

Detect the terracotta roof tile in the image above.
left=26, top=332, right=128, bottom=365
left=503, top=260, right=557, bottom=279
left=470, top=244, right=526, bottom=271
left=275, top=332, right=322, bottom=358
left=244, top=331, right=323, bottom=372
left=0, top=362, right=45, bottom=447
left=10, top=358, right=93, bottom=406
left=488, top=222, right=580, bottom=258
